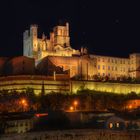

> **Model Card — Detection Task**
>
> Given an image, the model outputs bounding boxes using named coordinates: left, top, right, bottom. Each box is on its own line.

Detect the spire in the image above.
left=42, top=32, right=45, bottom=40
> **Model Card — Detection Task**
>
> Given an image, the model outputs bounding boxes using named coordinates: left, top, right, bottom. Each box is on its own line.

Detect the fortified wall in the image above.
left=1, top=76, right=140, bottom=94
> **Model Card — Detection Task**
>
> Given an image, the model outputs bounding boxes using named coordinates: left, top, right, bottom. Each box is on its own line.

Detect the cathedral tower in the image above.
left=52, top=22, right=70, bottom=47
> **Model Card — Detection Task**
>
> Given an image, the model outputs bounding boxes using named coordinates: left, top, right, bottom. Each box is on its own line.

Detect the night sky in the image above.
left=0, top=0, right=140, bottom=57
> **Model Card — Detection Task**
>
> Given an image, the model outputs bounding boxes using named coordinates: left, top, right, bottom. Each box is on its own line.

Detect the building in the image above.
left=0, top=112, right=34, bottom=134
left=23, top=22, right=140, bottom=80
left=23, top=22, right=80, bottom=62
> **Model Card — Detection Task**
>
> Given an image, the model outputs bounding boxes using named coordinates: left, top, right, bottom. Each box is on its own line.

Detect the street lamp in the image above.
left=73, top=100, right=78, bottom=111
left=70, top=106, right=74, bottom=111
left=20, top=99, right=27, bottom=111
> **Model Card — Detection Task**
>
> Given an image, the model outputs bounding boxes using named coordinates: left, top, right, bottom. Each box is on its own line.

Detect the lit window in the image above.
left=109, top=123, right=113, bottom=128
left=116, top=123, right=119, bottom=128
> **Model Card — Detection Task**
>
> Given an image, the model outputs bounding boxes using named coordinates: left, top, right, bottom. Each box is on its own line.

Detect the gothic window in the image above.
left=112, top=59, right=114, bottom=63
left=108, top=58, right=110, bottom=62
left=112, top=66, right=114, bottom=71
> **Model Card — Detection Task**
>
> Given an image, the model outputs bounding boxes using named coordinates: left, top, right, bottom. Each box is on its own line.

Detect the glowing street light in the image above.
left=21, top=99, right=26, bottom=105
left=73, top=100, right=78, bottom=111
left=20, top=99, right=28, bottom=111
left=70, top=106, right=74, bottom=111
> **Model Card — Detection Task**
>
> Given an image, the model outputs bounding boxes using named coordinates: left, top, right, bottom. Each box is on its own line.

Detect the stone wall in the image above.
left=1, top=129, right=140, bottom=140
left=71, top=81, right=140, bottom=94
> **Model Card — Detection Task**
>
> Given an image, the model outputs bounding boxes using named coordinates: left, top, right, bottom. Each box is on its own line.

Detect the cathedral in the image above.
left=23, top=22, right=80, bottom=62
left=23, top=22, right=140, bottom=80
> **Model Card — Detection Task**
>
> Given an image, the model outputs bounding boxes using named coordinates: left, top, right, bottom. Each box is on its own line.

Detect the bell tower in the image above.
left=53, top=22, right=70, bottom=47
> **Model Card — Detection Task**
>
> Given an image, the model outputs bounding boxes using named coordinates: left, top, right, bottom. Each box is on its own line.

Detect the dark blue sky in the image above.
left=0, top=0, right=140, bottom=57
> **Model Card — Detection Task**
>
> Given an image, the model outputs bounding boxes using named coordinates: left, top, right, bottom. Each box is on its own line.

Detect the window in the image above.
left=109, top=123, right=113, bottom=128
left=103, top=65, right=105, bottom=70
left=98, top=65, right=100, bottom=69
left=116, top=123, right=119, bottom=128
left=112, top=59, right=114, bottom=63
left=108, top=66, right=110, bottom=70
left=108, top=58, right=110, bottom=62
left=102, top=58, right=104, bottom=62
left=115, top=67, right=117, bottom=71
left=115, top=60, right=117, bottom=64
left=112, top=66, right=114, bottom=71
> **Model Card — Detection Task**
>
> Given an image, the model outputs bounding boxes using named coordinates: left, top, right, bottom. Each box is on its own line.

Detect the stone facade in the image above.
left=23, top=23, right=140, bottom=80
left=23, top=23, right=80, bottom=62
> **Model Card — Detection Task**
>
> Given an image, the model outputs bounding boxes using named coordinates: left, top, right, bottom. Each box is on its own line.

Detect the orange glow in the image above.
left=74, top=100, right=78, bottom=106
left=21, top=99, right=26, bottom=104
left=35, top=113, right=48, bottom=117
left=128, top=105, right=132, bottom=109
left=70, top=106, right=74, bottom=111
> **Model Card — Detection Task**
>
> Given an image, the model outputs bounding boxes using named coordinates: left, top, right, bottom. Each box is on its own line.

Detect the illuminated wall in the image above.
left=0, top=75, right=70, bottom=95
left=90, top=55, right=130, bottom=79
left=1, top=75, right=140, bottom=94
left=71, top=81, right=140, bottom=94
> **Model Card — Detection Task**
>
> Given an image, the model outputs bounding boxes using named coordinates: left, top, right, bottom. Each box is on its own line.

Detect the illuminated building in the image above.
left=23, top=22, right=80, bottom=62
left=1, top=23, right=140, bottom=94
left=23, top=22, right=140, bottom=80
